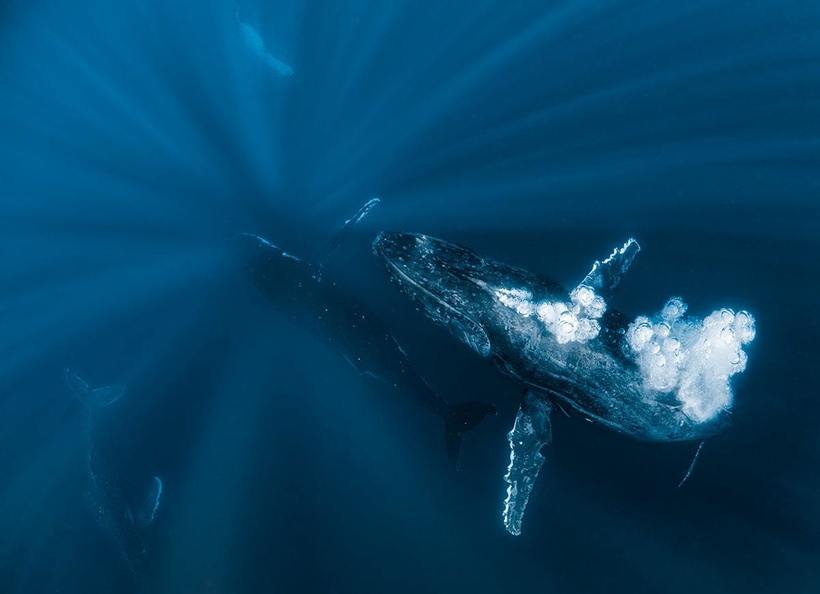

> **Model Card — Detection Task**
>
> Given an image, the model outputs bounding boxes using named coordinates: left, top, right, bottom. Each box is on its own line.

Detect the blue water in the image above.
left=1, top=1, right=819, bottom=592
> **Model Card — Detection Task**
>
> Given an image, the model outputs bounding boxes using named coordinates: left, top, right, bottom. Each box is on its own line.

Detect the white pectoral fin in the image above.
left=317, top=197, right=381, bottom=267
left=137, top=476, right=163, bottom=528
left=677, top=441, right=705, bottom=488
left=502, top=390, right=552, bottom=536
left=578, top=237, right=640, bottom=298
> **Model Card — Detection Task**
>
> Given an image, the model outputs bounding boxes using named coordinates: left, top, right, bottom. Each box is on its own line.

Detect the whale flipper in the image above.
left=64, top=368, right=125, bottom=408
left=677, top=441, right=705, bottom=488
left=137, top=476, right=163, bottom=528
left=502, top=390, right=552, bottom=536
left=318, top=197, right=381, bottom=267
left=578, top=238, right=640, bottom=298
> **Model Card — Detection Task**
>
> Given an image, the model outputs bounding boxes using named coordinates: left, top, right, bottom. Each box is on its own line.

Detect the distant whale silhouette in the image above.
left=237, top=15, right=293, bottom=77
left=240, top=200, right=495, bottom=464
left=65, top=369, right=162, bottom=574
left=373, top=233, right=755, bottom=534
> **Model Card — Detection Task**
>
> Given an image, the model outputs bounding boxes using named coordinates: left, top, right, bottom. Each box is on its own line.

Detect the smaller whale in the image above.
left=65, top=369, right=163, bottom=575
left=240, top=200, right=495, bottom=464
left=237, top=16, right=294, bottom=77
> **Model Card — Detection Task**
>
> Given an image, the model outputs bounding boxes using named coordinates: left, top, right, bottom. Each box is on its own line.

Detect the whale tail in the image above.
left=444, top=401, right=497, bottom=466
left=64, top=368, right=126, bottom=409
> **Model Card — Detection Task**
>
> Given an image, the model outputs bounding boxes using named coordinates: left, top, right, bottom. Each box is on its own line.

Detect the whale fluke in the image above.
left=64, top=368, right=125, bottom=408
left=64, top=367, right=91, bottom=397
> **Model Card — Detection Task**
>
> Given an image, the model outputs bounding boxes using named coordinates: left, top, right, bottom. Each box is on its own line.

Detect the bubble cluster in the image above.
left=494, top=284, right=605, bottom=344
left=495, top=288, right=536, bottom=316
left=536, top=285, right=605, bottom=344
left=626, top=298, right=756, bottom=423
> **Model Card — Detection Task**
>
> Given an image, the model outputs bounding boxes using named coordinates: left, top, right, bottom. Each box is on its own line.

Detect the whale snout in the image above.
left=371, top=231, right=418, bottom=264
left=372, top=231, right=454, bottom=291
left=372, top=231, right=493, bottom=357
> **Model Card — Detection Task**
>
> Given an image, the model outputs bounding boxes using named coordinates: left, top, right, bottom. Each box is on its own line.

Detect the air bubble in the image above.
left=626, top=297, right=755, bottom=423
left=661, top=297, right=687, bottom=321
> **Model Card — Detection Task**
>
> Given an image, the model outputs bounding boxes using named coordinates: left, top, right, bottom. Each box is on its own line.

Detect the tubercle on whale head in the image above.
left=372, top=231, right=427, bottom=266
left=372, top=232, right=493, bottom=358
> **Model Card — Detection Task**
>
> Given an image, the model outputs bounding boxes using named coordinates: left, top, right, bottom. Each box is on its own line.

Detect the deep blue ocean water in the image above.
left=1, top=1, right=819, bottom=592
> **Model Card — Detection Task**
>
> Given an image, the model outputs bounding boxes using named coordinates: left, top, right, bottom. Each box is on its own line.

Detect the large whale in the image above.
left=372, top=232, right=755, bottom=535
left=240, top=201, right=495, bottom=463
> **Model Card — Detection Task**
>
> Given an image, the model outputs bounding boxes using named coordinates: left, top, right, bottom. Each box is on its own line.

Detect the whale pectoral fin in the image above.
left=91, top=384, right=126, bottom=407
left=137, top=476, right=163, bottom=529
left=578, top=238, right=640, bottom=298
left=677, top=441, right=705, bottom=488
left=502, top=390, right=552, bottom=536
left=317, top=197, right=381, bottom=267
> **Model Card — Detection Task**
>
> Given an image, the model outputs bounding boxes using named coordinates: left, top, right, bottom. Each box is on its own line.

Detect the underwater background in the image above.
left=1, top=0, right=819, bottom=592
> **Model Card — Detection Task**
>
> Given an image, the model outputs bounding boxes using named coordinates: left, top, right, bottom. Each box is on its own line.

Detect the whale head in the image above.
left=373, top=232, right=494, bottom=357
left=373, top=232, right=556, bottom=358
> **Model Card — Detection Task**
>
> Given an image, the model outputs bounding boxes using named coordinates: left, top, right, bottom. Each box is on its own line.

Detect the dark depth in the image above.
left=1, top=1, right=819, bottom=593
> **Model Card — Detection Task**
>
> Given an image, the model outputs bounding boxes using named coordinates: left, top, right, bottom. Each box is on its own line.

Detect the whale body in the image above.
left=372, top=232, right=755, bottom=534
left=240, top=201, right=495, bottom=464
left=64, top=369, right=162, bottom=575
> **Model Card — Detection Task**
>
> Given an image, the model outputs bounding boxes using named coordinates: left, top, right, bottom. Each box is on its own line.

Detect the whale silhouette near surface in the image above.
left=240, top=200, right=496, bottom=465
left=64, top=369, right=163, bottom=575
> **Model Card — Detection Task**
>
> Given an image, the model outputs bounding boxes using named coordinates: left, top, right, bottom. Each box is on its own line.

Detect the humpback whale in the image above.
left=64, top=369, right=162, bottom=575
left=240, top=201, right=495, bottom=463
left=372, top=233, right=756, bottom=535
